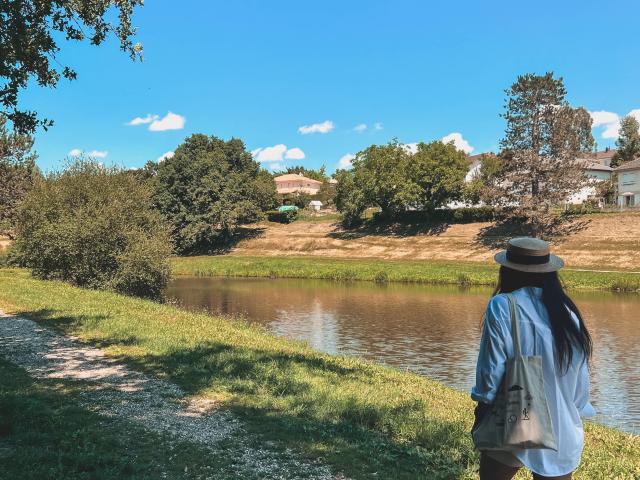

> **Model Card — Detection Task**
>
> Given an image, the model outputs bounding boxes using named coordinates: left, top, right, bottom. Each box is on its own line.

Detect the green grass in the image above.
left=171, top=255, right=640, bottom=292
left=0, top=269, right=638, bottom=479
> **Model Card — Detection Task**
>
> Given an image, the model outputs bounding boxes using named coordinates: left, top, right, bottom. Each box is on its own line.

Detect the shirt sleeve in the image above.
left=569, top=311, right=596, bottom=418
left=471, top=295, right=510, bottom=404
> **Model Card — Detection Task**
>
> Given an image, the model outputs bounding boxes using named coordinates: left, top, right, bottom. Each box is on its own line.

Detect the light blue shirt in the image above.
left=471, top=286, right=595, bottom=477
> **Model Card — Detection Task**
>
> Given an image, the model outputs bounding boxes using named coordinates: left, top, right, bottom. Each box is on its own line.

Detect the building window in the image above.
left=622, top=173, right=636, bottom=186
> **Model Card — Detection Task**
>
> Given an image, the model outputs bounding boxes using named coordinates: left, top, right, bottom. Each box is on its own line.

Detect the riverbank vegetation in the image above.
left=0, top=269, right=637, bottom=479
left=11, top=160, right=172, bottom=300
left=171, top=255, right=640, bottom=292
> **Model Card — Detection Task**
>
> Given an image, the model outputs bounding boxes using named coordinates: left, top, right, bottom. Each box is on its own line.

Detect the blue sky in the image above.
left=22, top=0, right=640, bottom=173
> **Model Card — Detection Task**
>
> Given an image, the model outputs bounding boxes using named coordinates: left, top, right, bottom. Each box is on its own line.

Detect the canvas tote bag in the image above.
left=472, top=293, right=557, bottom=451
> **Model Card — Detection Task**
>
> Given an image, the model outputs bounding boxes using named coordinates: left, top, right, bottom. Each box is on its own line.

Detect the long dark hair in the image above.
left=491, top=266, right=592, bottom=371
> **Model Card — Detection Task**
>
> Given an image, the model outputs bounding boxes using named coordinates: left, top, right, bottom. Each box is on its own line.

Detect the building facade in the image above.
left=274, top=173, right=323, bottom=195
left=615, top=159, right=640, bottom=207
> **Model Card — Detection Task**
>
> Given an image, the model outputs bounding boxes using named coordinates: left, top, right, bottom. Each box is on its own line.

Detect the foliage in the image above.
left=463, top=154, right=502, bottom=204
left=275, top=165, right=327, bottom=182
left=266, top=209, right=299, bottom=224
left=153, top=134, right=277, bottom=254
left=316, top=178, right=337, bottom=207
left=408, top=141, right=469, bottom=209
left=335, top=140, right=468, bottom=225
left=377, top=206, right=498, bottom=224
left=611, top=115, right=640, bottom=167
left=282, top=191, right=311, bottom=209
left=0, top=117, right=39, bottom=238
left=334, top=168, right=367, bottom=226
left=489, top=72, right=595, bottom=238
left=12, top=159, right=171, bottom=299
left=0, top=0, right=143, bottom=134
left=0, top=271, right=638, bottom=479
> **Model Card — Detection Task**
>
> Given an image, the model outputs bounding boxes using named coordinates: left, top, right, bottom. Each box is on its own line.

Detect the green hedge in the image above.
left=266, top=209, right=299, bottom=223
left=373, top=206, right=498, bottom=224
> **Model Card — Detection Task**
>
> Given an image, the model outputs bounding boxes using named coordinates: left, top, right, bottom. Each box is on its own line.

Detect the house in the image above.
left=615, top=158, right=640, bottom=207
left=309, top=200, right=323, bottom=211
left=274, top=173, right=322, bottom=195
left=566, top=158, right=613, bottom=205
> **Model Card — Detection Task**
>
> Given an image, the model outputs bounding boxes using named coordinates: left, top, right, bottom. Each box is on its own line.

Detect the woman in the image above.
left=471, top=237, right=594, bottom=480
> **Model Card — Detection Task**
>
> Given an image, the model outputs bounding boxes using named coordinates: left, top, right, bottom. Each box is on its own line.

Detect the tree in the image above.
left=154, top=134, right=277, bottom=254
left=0, top=117, right=39, bottom=238
left=611, top=116, right=640, bottom=167
left=1, top=1, right=143, bottom=134
left=489, top=72, right=594, bottom=238
left=408, top=141, right=469, bottom=210
left=350, top=140, right=420, bottom=218
left=275, top=165, right=327, bottom=182
left=463, top=153, right=502, bottom=205
left=13, top=160, right=171, bottom=299
left=334, top=140, right=468, bottom=224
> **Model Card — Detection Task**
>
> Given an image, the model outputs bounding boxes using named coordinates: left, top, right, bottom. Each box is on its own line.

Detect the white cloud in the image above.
left=148, top=112, right=186, bottom=132
left=254, top=144, right=288, bottom=162
left=157, top=151, right=175, bottom=162
left=298, top=120, right=334, bottom=134
left=590, top=110, right=619, bottom=127
left=353, top=123, right=367, bottom=133
left=441, top=132, right=474, bottom=154
left=252, top=144, right=305, bottom=163
left=402, top=143, right=419, bottom=155
left=127, top=114, right=159, bottom=126
left=285, top=147, right=305, bottom=160
left=68, top=148, right=108, bottom=159
left=589, top=109, right=640, bottom=140
left=337, top=153, right=355, bottom=169
left=373, top=122, right=383, bottom=131
left=87, top=150, right=108, bottom=159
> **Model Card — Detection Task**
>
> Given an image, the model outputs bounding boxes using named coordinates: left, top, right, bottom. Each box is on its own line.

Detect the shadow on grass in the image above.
left=183, top=226, right=267, bottom=256
left=329, top=219, right=451, bottom=240
left=16, top=308, right=478, bottom=480
left=0, top=358, right=241, bottom=480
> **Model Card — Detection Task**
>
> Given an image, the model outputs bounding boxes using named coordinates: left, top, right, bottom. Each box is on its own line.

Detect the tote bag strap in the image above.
left=506, top=293, right=522, bottom=357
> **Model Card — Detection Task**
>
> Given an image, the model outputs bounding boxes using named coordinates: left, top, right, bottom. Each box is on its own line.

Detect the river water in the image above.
left=166, top=276, right=640, bottom=434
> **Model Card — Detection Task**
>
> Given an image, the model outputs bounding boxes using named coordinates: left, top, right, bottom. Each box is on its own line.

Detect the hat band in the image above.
left=506, top=250, right=550, bottom=265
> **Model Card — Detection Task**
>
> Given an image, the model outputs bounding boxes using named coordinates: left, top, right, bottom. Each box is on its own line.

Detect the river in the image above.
left=166, top=276, right=640, bottom=434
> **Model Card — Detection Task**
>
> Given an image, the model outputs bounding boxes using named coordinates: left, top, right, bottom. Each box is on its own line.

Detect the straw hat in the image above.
left=494, top=237, right=564, bottom=273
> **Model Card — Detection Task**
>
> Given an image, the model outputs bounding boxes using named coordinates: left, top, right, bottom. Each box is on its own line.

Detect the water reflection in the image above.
left=167, top=277, right=640, bottom=434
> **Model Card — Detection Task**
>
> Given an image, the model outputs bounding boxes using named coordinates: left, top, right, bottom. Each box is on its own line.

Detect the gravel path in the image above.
left=0, top=312, right=344, bottom=480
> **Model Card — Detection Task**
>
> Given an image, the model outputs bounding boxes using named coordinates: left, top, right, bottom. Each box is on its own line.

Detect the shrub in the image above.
left=13, top=160, right=172, bottom=299
left=266, top=209, right=299, bottom=224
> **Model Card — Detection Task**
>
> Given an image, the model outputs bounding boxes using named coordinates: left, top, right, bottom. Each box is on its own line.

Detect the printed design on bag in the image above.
left=508, top=414, right=518, bottom=423
left=522, top=407, right=530, bottom=420
left=508, top=384, right=523, bottom=392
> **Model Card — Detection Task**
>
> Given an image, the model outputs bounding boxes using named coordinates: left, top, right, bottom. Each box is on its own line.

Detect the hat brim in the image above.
left=494, top=251, right=564, bottom=273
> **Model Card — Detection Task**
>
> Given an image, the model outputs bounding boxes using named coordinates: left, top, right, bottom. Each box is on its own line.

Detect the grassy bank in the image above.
left=0, top=269, right=638, bottom=479
left=171, top=255, right=640, bottom=292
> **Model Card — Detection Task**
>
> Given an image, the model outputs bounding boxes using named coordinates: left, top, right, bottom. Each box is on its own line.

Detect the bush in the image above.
left=267, top=209, right=299, bottom=224
left=371, top=206, right=497, bottom=224
left=13, top=160, right=172, bottom=300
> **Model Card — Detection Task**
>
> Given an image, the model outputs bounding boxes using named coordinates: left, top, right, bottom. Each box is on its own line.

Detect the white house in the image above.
left=566, top=159, right=613, bottom=205
left=615, top=158, right=640, bottom=207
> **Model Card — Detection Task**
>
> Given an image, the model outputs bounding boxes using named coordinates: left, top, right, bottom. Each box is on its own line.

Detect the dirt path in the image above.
left=232, top=212, right=640, bottom=270
left=0, top=312, right=344, bottom=480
